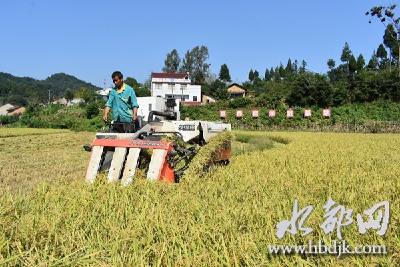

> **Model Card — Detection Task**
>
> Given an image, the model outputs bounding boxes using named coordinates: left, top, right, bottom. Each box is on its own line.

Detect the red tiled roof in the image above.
left=151, top=72, right=188, bottom=79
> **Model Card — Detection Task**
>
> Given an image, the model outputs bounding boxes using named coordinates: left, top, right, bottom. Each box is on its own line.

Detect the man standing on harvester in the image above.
left=103, top=71, right=139, bottom=133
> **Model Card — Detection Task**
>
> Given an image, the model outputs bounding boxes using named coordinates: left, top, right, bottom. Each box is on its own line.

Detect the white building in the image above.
left=96, top=88, right=112, bottom=97
left=0, top=103, right=16, bottom=116
left=150, top=72, right=201, bottom=102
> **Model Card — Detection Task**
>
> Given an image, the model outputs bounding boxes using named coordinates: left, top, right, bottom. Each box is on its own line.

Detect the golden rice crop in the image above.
left=0, top=128, right=399, bottom=266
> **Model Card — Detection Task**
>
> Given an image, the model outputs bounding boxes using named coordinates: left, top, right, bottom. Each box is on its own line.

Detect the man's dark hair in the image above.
left=112, top=71, right=123, bottom=80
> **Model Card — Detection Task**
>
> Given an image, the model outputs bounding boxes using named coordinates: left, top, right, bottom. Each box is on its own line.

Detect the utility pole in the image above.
left=48, top=89, right=51, bottom=104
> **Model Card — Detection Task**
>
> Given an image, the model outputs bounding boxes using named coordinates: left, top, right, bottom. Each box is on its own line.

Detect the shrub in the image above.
left=86, top=102, right=99, bottom=119
left=228, top=98, right=252, bottom=108
left=0, top=115, right=18, bottom=125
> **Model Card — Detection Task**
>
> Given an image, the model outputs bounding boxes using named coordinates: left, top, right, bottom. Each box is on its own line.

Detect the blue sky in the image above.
left=0, top=0, right=393, bottom=87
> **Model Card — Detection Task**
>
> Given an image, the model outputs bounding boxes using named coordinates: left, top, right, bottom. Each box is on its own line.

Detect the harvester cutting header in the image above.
left=85, top=96, right=231, bottom=185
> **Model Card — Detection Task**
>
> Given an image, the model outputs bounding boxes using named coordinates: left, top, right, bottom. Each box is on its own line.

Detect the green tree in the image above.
left=269, top=68, right=275, bottom=80
left=299, top=60, right=307, bottom=73
left=287, top=74, right=311, bottom=106
left=125, top=77, right=151, bottom=97
left=285, top=58, right=293, bottom=74
left=349, top=55, right=358, bottom=73
left=162, top=49, right=180, bottom=73
left=367, top=4, right=400, bottom=76
left=278, top=64, right=286, bottom=78
left=248, top=69, right=254, bottom=81
left=340, top=42, right=352, bottom=74
left=293, top=60, right=299, bottom=73
left=377, top=44, right=388, bottom=69
left=253, top=70, right=260, bottom=81
left=210, top=79, right=229, bottom=100
left=218, top=64, right=231, bottom=82
left=327, top=59, right=336, bottom=70
left=64, top=89, right=74, bottom=102
left=125, top=77, right=141, bottom=89
left=180, top=50, right=194, bottom=76
left=274, top=67, right=281, bottom=81
left=367, top=51, right=379, bottom=70
left=377, top=43, right=388, bottom=58
left=383, top=25, right=399, bottom=61
left=75, top=87, right=95, bottom=103
left=264, top=68, right=271, bottom=81
left=86, top=102, right=99, bottom=119
left=356, top=54, right=366, bottom=71
left=311, top=75, right=334, bottom=107
left=180, top=45, right=210, bottom=84
left=340, top=42, right=352, bottom=63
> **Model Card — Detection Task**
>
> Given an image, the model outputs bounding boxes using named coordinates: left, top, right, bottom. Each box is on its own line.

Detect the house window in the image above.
left=193, top=96, right=197, bottom=101
left=168, top=83, right=174, bottom=91
left=166, top=94, right=189, bottom=100
left=154, top=83, right=161, bottom=90
left=149, top=104, right=152, bottom=111
left=181, top=84, right=187, bottom=90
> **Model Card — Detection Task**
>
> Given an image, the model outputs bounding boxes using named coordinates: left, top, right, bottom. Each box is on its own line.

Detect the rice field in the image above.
left=0, top=128, right=399, bottom=266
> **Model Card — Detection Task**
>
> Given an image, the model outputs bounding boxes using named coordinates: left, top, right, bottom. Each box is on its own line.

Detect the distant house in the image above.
left=0, top=104, right=25, bottom=117
left=68, top=98, right=84, bottom=106
left=8, top=107, right=26, bottom=116
left=52, top=98, right=68, bottom=105
left=52, top=97, right=84, bottom=106
left=150, top=72, right=201, bottom=103
left=96, top=88, right=112, bottom=97
left=0, top=103, right=17, bottom=116
left=227, top=83, right=246, bottom=98
left=202, top=95, right=216, bottom=104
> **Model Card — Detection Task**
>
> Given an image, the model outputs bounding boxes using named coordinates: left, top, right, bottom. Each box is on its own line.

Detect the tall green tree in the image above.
left=367, top=4, right=400, bottom=76
left=253, top=70, right=260, bottom=81
left=293, top=60, right=299, bottom=73
left=327, top=59, right=336, bottom=70
left=285, top=58, right=293, bottom=74
left=278, top=63, right=286, bottom=78
left=274, top=67, right=281, bottom=81
left=367, top=51, right=379, bottom=70
left=349, top=55, right=358, bottom=73
left=377, top=43, right=388, bottom=69
left=264, top=68, right=271, bottom=81
left=162, top=49, right=180, bottom=73
left=340, top=42, right=352, bottom=63
left=248, top=69, right=254, bottom=81
left=356, top=54, right=366, bottom=71
left=125, top=77, right=151, bottom=97
left=180, top=50, right=194, bottom=76
left=299, top=60, right=307, bottom=73
left=218, top=64, right=231, bottom=82
left=179, top=45, right=210, bottom=84
left=377, top=43, right=388, bottom=59
left=383, top=25, right=399, bottom=60
left=64, top=89, right=74, bottom=102
left=340, top=42, right=353, bottom=74
left=75, top=87, right=96, bottom=103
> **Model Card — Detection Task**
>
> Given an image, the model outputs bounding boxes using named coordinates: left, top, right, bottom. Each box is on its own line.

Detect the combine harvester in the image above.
left=85, top=97, right=231, bottom=185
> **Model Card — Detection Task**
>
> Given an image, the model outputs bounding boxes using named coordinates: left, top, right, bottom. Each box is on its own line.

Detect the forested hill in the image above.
left=0, top=72, right=100, bottom=106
